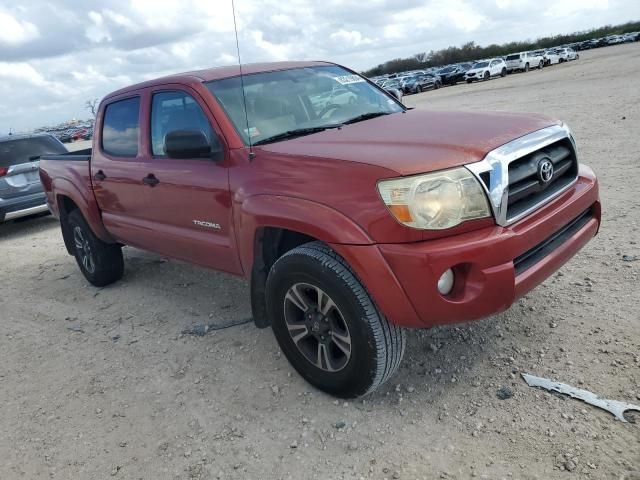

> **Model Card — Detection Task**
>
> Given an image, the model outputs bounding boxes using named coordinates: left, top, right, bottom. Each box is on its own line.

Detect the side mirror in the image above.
left=164, top=130, right=211, bottom=159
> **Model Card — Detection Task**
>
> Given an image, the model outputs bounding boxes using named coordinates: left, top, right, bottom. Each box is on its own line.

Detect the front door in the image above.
left=136, top=87, right=239, bottom=273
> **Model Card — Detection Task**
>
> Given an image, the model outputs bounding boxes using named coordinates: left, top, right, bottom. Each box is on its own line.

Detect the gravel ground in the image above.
left=1, top=43, right=639, bottom=480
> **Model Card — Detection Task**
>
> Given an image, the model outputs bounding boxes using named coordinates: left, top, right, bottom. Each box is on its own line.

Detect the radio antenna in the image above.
left=231, top=0, right=255, bottom=160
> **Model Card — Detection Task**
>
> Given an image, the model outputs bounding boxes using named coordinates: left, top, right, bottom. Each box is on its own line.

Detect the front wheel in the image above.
left=266, top=242, right=406, bottom=398
left=483, top=71, right=490, bottom=81
left=539, top=60, right=543, bottom=69
left=67, top=209, right=124, bottom=287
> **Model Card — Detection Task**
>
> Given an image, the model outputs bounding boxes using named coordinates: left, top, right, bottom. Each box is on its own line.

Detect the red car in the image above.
left=39, top=61, right=600, bottom=397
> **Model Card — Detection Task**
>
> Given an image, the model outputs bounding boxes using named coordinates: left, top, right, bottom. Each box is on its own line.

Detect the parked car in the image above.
left=465, top=58, right=507, bottom=82
left=437, top=63, right=472, bottom=85
left=384, top=86, right=403, bottom=102
left=0, top=133, right=67, bottom=222
left=606, top=35, right=625, bottom=45
left=40, top=61, right=600, bottom=398
left=505, top=51, right=544, bottom=72
left=403, top=74, right=441, bottom=94
left=311, top=85, right=357, bottom=110
left=555, top=47, right=578, bottom=62
left=543, top=50, right=562, bottom=65
left=380, top=79, right=403, bottom=101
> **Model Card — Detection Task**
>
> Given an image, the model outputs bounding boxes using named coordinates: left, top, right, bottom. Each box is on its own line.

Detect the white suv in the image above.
left=465, top=58, right=507, bottom=83
left=505, top=51, right=544, bottom=72
left=555, top=47, right=579, bottom=62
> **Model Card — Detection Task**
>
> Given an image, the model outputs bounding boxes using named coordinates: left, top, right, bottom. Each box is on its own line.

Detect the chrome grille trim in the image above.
left=465, top=124, right=578, bottom=227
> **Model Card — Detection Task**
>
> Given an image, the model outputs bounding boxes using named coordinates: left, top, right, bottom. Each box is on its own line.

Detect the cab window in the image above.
left=102, top=97, right=140, bottom=157
left=150, top=91, right=222, bottom=157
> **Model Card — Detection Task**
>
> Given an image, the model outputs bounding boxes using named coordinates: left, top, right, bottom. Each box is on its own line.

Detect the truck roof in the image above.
left=105, top=60, right=335, bottom=100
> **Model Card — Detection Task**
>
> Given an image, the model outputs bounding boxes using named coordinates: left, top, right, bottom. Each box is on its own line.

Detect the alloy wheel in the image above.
left=283, top=283, right=352, bottom=372
left=73, top=226, right=95, bottom=274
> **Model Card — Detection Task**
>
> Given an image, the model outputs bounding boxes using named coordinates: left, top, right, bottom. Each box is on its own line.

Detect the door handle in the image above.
left=142, top=174, right=159, bottom=187
left=94, top=170, right=106, bottom=181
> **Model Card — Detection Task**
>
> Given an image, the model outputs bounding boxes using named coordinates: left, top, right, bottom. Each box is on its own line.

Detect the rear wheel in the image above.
left=538, top=60, right=543, bottom=69
left=266, top=242, right=406, bottom=398
left=501, top=68, right=507, bottom=77
left=466, top=79, right=472, bottom=83
left=67, top=210, right=124, bottom=287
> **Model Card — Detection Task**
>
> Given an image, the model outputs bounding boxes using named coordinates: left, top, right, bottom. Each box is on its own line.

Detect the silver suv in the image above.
left=0, top=133, right=67, bottom=222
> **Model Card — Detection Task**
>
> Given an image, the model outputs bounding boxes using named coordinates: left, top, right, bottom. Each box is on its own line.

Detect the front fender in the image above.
left=236, top=194, right=372, bottom=274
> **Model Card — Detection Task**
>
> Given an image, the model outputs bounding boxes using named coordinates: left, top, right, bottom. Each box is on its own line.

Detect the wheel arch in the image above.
left=53, top=178, right=115, bottom=247
left=236, top=195, right=373, bottom=328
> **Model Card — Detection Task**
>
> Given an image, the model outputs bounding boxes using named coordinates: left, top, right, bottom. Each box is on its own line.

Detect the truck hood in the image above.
left=257, top=109, right=560, bottom=176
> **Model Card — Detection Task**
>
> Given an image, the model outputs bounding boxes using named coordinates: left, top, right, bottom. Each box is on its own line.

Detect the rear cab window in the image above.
left=102, top=97, right=140, bottom=157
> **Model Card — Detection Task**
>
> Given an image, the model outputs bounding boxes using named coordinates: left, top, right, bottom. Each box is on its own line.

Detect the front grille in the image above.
left=513, top=207, right=593, bottom=275
left=506, top=139, right=578, bottom=222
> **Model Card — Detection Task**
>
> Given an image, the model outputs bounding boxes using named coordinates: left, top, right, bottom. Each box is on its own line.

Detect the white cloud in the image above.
left=330, top=29, right=372, bottom=47
left=0, top=10, right=39, bottom=46
left=0, top=0, right=638, bottom=132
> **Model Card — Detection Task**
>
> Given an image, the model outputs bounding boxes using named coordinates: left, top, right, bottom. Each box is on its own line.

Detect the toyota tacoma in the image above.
left=39, top=61, right=600, bottom=397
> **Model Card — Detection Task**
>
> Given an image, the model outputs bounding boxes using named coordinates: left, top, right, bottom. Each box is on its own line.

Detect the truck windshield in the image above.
left=0, top=136, right=66, bottom=168
left=206, top=66, right=404, bottom=145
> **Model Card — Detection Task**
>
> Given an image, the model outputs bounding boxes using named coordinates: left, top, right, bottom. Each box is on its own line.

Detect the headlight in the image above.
left=377, top=167, right=491, bottom=230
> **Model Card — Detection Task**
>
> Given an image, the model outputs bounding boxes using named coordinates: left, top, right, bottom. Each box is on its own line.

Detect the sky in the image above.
left=0, top=0, right=638, bottom=133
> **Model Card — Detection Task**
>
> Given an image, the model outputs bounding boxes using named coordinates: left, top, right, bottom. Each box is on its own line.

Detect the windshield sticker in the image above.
left=244, top=126, right=261, bottom=138
left=334, top=75, right=365, bottom=85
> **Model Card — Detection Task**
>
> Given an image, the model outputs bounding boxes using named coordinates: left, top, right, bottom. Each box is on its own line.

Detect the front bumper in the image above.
left=0, top=192, right=50, bottom=222
left=332, top=167, right=599, bottom=328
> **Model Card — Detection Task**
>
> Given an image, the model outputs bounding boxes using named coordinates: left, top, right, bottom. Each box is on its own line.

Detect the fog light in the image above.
left=437, top=268, right=455, bottom=295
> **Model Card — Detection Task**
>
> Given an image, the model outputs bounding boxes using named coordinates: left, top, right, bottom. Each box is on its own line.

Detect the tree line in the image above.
left=362, top=20, right=640, bottom=77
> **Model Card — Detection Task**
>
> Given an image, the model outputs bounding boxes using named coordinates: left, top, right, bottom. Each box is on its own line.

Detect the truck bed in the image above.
left=41, top=148, right=92, bottom=162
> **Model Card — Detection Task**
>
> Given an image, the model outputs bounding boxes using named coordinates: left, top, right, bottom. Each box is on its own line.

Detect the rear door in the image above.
left=91, top=87, right=240, bottom=274
left=0, top=135, right=67, bottom=200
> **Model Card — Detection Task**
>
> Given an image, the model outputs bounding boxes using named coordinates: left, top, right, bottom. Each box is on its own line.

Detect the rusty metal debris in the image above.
left=521, top=373, right=640, bottom=423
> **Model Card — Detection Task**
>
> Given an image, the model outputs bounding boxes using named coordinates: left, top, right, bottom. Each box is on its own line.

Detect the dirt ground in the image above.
left=1, top=43, right=639, bottom=480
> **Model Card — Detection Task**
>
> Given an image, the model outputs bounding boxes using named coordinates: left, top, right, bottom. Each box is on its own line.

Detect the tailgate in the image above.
left=0, top=161, right=43, bottom=199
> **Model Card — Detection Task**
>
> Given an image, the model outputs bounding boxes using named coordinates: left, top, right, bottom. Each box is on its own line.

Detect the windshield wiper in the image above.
left=342, top=111, right=393, bottom=125
left=253, top=125, right=342, bottom=146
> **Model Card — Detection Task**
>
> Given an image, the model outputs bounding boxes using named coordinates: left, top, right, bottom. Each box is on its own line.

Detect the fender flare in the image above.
left=53, top=177, right=115, bottom=245
left=236, top=194, right=372, bottom=274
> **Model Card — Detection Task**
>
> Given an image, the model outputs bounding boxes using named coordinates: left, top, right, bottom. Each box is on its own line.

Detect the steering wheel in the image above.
left=318, top=103, right=342, bottom=119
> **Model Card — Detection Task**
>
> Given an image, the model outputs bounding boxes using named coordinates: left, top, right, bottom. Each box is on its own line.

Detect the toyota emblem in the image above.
left=537, top=158, right=554, bottom=184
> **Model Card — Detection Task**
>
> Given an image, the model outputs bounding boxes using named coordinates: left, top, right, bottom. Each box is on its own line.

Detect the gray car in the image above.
left=0, top=133, right=67, bottom=222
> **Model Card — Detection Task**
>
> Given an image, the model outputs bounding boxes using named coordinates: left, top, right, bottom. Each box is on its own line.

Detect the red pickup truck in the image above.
left=40, top=61, right=600, bottom=397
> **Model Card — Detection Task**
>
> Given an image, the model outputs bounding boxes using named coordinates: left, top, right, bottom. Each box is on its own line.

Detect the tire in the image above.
left=538, top=60, right=543, bottom=69
left=524, top=63, right=529, bottom=72
left=501, top=68, right=507, bottom=77
left=67, top=209, right=124, bottom=287
left=466, top=79, right=472, bottom=83
left=483, top=71, right=490, bottom=81
left=266, top=241, right=406, bottom=398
